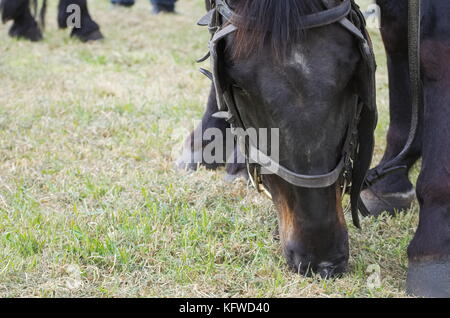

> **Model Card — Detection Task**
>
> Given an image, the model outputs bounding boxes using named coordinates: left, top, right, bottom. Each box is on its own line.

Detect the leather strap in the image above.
left=237, top=134, right=346, bottom=189
left=216, top=0, right=352, bottom=31
left=301, top=0, right=352, bottom=29
left=364, top=0, right=422, bottom=187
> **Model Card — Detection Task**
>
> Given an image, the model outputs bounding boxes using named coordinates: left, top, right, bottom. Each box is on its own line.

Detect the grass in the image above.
left=0, top=0, right=420, bottom=297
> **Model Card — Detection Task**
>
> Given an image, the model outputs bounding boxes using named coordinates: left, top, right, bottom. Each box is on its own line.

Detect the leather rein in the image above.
left=363, top=0, right=423, bottom=192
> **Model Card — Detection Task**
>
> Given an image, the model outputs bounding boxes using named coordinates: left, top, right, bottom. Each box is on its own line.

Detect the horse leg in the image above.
left=178, top=0, right=247, bottom=177
left=361, top=1, right=421, bottom=216
left=406, top=37, right=450, bottom=297
left=58, top=0, right=103, bottom=42
left=1, top=0, right=42, bottom=41
left=177, top=84, right=247, bottom=180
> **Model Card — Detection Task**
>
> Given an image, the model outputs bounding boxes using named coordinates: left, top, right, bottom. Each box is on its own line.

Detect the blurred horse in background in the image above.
left=0, top=0, right=103, bottom=42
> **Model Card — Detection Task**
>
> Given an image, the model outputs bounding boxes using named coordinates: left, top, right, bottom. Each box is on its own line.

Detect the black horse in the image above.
left=361, top=0, right=450, bottom=297
left=180, top=0, right=377, bottom=281
left=180, top=0, right=450, bottom=297
left=0, top=0, right=103, bottom=42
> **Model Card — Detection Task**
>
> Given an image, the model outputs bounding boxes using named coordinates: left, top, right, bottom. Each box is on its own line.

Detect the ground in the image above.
left=0, top=0, right=420, bottom=297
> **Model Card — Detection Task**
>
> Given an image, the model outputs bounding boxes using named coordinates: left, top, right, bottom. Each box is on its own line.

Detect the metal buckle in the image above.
left=247, top=164, right=272, bottom=200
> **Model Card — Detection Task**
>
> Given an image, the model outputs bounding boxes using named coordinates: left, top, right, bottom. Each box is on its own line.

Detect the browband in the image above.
left=215, top=0, right=352, bottom=30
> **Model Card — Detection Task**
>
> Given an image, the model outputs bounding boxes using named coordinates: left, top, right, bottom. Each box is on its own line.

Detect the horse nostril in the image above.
left=285, top=243, right=325, bottom=276
left=285, top=242, right=347, bottom=277
left=285, top=242, right=307, bottom=273
left=317, top=262, right=336, bottom=279
left=317, top=261, right=346, bottom=279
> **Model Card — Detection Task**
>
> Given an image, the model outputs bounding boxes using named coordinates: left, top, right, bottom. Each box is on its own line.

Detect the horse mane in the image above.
left=232, top=0, right=325, bottom=60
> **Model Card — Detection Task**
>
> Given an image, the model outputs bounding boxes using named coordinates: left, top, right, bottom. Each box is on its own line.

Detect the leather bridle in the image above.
left=198, top=0, right=378, bottom=227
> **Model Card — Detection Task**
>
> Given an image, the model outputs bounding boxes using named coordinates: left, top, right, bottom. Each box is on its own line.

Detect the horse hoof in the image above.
left=82, top=30, right=104, bottom=42
left=73, top=29, right=104, bottom=42
left=407, top=259, right=450, bottom=298
left=223, top=170, right=248, bottom=183
left=9, top=23, right=43, bottom=42
left=224, top=163, right=247, bottom=182
left=174, top=161, right=199, bottom=172
left=360, top=187, right=416, bottom=217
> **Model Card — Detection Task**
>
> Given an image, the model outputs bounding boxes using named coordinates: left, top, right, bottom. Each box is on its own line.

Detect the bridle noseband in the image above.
left=198, top=0, right=378, bottom=227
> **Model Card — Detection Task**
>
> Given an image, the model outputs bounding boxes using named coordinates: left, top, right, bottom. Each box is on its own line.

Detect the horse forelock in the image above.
left=232, top=0, right=326, bottom=60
